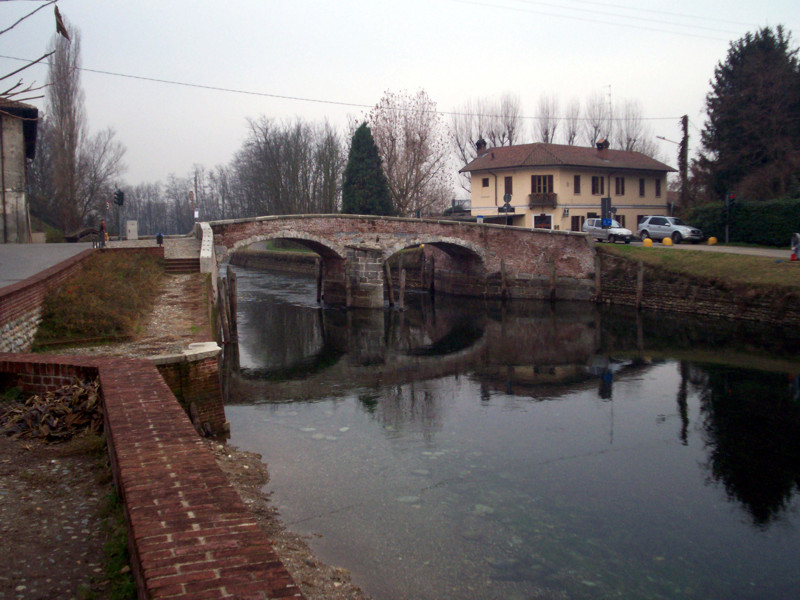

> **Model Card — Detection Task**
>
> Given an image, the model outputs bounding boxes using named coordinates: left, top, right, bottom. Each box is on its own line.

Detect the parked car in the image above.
left=636, top=216, right=703, bottom=244
left=582, top=218, right=633, bottom=243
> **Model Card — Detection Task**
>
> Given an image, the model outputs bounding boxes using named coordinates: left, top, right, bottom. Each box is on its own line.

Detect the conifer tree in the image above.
left=699, top=26, right=800, bottom=200
left=341, top=122, right=393, bottom=216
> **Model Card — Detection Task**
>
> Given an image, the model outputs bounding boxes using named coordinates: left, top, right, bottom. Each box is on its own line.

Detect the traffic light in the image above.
left=728, top=192, right=735, bottom=208
left=113, top=189, right=124, bottom=206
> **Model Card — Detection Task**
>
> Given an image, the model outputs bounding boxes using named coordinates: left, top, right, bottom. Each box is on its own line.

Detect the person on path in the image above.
left=99, top=219, right=107, bottom=248
left=791, top=229, right=800, bottom=261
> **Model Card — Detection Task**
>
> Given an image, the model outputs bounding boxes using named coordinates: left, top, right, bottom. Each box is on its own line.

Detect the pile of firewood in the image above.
left=0, top=379, right=103, bottom=440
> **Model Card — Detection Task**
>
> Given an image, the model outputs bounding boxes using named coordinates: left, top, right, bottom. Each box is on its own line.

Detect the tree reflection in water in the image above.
left=698, top=365, right=800, bottom=527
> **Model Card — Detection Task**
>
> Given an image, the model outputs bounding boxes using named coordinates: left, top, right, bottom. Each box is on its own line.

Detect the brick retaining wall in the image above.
left=0, top=353, right=304, bottom=600
left=0, top=250, right=93, bottom=352
left=0, top=247, right=166, bottom=353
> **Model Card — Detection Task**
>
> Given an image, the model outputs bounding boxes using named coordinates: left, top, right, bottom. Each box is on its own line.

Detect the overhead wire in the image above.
left=449, top=0, right=740, bottom=41
left=0, top=54, right=683, bottom=122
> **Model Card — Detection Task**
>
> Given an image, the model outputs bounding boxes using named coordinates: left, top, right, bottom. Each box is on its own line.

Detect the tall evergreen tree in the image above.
left=341, top=122, right=393, bottom=216
left=699, top=26, right=800, bottom=200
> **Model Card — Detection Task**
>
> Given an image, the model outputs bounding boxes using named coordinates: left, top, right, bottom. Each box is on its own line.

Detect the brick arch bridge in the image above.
left=207, top=215, right=597, bottom=308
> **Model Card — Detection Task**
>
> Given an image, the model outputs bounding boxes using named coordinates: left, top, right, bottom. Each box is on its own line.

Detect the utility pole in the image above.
left=678, top=115, right=689, bottom=210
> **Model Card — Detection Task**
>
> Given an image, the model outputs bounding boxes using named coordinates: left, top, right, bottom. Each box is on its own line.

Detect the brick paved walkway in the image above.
left=0, top=353, right=305, bottom=599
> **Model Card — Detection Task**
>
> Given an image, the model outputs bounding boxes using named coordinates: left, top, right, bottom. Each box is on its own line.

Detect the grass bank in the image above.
left=600, top=245, right=800, bottom=293
left=33, top=251, right=164, bottom=349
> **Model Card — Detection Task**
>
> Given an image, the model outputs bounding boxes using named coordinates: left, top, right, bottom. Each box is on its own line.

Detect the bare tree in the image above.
left=535, top=93, right=560, bottom=143
left=492, top=92, right=523, bottom=147
left=613, top=99, right=660, bottom=157
left=32, top=23, right=126, bottom=232
left=369, top=89, right=452, bottom=216
left=582, top=91, right=610, bottom=147
left=76, top=127, right=126, bottom=222
left=450, top=93, right=523, bottom=193
left=564, top=97, right=581, bottom=145
left=46, top=24, right=85, bottom=231
left=1, top=1, right=67, bottom=103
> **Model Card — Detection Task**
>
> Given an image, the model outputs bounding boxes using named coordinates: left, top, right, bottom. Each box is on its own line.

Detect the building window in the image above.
left=615, top=177, right=625, bottom=196
left=591, top=176, right=604, bottom=195
left=655, top=178, right=662, bottom=197
left=531, top=174, right=554, bottom=194
left=574, top=175, right=581, bottom=194
left=504, top=176, right=513, bottom=196
left=534, top=213, right=552, bottom=229
left=482, top=178, right=489, bottom=188
left=639, top=178, right=645, bottom=197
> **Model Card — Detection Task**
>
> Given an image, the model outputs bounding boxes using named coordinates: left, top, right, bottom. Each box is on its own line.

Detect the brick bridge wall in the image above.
left=209, top=215, right=596, bottom=308
left=0, top=353, right=304, bottom=600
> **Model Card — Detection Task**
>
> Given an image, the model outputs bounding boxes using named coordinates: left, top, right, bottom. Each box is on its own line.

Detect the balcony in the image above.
left=529, top=192, right=557, bottom=209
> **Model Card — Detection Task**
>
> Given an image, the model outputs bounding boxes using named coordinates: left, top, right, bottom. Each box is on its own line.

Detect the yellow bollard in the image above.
left=642, top=238, right=653, bottom=247
left=708, top=237, right=717, bottom=245
left=662, top=237, right=673, bottom=246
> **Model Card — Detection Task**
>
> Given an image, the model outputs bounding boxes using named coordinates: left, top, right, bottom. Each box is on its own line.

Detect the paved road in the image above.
left=0, top=243, right=92, bottom=289
left=624, top=240, right=793, bottom=259
left=0, top=237, right=202, bottom=291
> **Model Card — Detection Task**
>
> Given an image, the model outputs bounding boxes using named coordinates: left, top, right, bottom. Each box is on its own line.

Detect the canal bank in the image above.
left=229, top=246, right=800, bottom=325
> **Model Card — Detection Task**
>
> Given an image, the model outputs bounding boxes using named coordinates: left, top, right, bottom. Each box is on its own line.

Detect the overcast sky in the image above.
left=4, top=0, right=800, bottom=188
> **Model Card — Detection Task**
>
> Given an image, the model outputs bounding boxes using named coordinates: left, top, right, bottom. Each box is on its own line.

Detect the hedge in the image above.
left=686, top=197, right=800, bottom=247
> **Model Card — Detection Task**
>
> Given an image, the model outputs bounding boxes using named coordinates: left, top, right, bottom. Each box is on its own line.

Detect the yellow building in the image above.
left=460, top=139, right=675, bottom=231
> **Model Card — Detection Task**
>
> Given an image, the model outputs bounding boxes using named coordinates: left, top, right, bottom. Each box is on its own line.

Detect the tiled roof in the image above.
left=0, top=97, right=39, bottom=159
left=460, top=142, right=675, bottom=174
left=0, top=97, right=38, bottom=112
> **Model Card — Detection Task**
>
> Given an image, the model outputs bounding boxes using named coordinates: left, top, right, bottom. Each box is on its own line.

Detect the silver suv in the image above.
left=582, top=218, right=633, bottom=243
left=636, top=216, right=703, bottom=244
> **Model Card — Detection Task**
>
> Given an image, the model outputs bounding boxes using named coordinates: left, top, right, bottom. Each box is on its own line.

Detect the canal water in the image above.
left=223, top=266, right=800, bottom=600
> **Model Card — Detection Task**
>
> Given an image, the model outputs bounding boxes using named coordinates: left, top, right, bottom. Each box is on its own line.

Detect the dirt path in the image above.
left=3, top=272, right=371, bottom=600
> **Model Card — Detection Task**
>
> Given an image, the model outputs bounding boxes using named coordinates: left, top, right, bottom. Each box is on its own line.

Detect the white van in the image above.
left=582, top=218, right=633, bottom=244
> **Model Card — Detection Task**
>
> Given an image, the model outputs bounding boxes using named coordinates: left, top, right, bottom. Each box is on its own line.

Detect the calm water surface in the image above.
left=224, top=266, right=800, bottom=600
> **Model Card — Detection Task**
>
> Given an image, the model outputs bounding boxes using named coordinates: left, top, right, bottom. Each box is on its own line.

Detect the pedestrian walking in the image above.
left=791, top=230, right=800, bottom=261
left=99, top=219, right=107, bottom=248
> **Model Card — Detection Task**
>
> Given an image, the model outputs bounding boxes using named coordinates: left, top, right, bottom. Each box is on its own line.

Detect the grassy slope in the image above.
left=600, top=245, right=800, bottom=292
left=33, top=251, right=164, bottom=347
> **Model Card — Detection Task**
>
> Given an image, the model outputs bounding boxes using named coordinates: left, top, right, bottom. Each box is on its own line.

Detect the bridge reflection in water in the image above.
left=223, top=266, right=800, bottom=520
left=221, top=266, right=800, bottom=599
left=224, top=266, right=800, bottom=406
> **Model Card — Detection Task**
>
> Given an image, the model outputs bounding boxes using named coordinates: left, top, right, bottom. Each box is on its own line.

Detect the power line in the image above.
left=0, top=54, right=683, bottom=122
left=450, top=0, right=741, bottom=41
left=506, top=0, right=757, bottom=28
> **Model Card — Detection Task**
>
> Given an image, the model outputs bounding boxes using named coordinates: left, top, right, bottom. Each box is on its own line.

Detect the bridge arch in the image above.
left=229, top=230, right=347, bottom=260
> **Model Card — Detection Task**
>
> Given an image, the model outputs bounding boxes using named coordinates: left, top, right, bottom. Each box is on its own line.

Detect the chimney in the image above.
left=476, top=137, right=487, bottom=154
